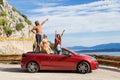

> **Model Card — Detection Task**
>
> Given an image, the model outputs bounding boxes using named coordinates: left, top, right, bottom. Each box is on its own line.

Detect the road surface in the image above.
left=0, top=64, right=120, bottom=80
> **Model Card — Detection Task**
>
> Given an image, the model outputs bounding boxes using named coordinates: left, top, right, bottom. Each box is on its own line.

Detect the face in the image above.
left=57, top=34, right=61, bottom=39
left=35, top=20, right=39, bottom=26
left=43, top=34, right=47, bottom=38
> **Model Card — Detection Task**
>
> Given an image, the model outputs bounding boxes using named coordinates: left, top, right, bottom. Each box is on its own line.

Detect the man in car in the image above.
left=31, top=18, right=48, bottom=51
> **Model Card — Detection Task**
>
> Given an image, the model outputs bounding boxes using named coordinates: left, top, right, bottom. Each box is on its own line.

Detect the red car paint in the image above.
left=21, top=48, right=98, bottom=72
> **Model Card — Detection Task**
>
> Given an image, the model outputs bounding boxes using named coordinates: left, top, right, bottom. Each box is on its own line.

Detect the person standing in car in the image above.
left=54, top=29, right=65, bottom=54
left=31, top=18, right=48, bottom=51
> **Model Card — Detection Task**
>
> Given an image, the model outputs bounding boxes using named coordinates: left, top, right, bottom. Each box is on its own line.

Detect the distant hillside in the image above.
left=68, top=43, right=120, bottom=52
left=0, top=0, right=33, bottom=38
left=91, top=43, right=120, bottom=49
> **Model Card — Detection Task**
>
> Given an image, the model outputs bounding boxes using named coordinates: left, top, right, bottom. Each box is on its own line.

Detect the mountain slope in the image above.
left=0, top=0, right=33, bottom=38
left=68, top=43, right=120, bottom=52
left=91, top=43, right=120, bottom=49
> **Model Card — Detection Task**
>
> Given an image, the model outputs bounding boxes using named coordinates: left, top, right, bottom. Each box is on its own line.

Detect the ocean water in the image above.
left=78, top=52, right=120, bottom=56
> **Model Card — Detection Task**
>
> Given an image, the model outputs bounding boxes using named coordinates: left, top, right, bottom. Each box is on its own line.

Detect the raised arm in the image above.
left=41, top=18, right=48, bottom=26
left=61, top=29, right=65, bottom=37
left=55, top=30, right=57, bottom=39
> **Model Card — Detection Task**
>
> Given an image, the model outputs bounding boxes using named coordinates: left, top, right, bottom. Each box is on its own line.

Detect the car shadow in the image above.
left=99, top=66, right=120, bottom=73
left=39, top=70, right=78, bottom=74
left=0, top=67, right=80, bottom=74
left=0, top=67, right=24, bottom=73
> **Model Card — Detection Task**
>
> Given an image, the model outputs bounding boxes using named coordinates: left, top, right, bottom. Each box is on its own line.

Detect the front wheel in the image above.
left=77, top=61, right=91, bottom=74
left=27, top=62, right=39, bottom=73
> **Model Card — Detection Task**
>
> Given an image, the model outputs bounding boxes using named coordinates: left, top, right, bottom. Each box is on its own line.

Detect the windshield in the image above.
left=62, top=48, right=78, bottom=55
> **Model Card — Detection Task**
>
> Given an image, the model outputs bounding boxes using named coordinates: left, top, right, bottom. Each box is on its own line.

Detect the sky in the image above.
left=8, top=0, right=120, bottom=47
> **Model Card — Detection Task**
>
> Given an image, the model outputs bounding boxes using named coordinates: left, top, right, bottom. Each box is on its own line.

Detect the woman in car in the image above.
left=54, top=29, right=65, bottom=54
left=41, top=34, right=50, bottom=54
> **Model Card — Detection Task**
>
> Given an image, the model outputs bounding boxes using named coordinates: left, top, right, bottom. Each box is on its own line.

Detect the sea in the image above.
left=77, top=52, right=120, bottom=56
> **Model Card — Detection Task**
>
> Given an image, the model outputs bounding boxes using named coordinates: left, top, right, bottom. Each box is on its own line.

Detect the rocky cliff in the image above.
left=0, top=0, right=34, bottom=54
left=0, top=0, right=33, bottom=38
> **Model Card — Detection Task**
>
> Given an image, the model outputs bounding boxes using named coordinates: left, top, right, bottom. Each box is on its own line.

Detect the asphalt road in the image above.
left=0, top=64, right=120, bottom=80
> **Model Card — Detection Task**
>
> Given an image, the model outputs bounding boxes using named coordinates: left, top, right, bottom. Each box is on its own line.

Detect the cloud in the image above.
left=28, top=0, right=120, bottom=34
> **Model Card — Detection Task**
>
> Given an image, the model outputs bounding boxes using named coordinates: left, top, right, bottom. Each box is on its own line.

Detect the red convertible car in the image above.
left=21, top=48, right=98, bottom=73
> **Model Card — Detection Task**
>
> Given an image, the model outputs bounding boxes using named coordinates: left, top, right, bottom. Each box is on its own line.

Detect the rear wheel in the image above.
left=27, top=62, right=39, bottom=73
left=77, top=61, right=90, bottom=74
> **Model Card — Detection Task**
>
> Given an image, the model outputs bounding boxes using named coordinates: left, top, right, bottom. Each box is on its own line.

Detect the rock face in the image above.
left=0, top=0, right=34, bottom=54
left=0, top=40, right=34, bottom=54
left=0, top=0, right=33, bottom=38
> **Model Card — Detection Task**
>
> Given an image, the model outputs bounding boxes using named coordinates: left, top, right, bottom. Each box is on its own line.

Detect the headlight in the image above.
left=91, top=56, right=97, bottom=62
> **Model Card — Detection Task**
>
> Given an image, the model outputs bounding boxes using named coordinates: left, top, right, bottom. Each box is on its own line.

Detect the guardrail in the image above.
left=88, top=54, right=120, bottom=68
left=0, top=54, right=22, bottom=64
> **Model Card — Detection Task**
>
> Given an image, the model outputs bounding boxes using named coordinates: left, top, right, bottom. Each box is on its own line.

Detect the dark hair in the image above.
left=35, top=20, right=39, bottom=26
left=56, top=34, right=61, bottom=40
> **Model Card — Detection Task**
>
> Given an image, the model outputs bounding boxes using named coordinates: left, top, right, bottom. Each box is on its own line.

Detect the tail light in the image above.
left=22, top=54, right=26, bottom=58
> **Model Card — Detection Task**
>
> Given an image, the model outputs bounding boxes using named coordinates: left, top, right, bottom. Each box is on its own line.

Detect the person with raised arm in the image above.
left=31, top=18, right=48, bottom=51
left=54, top=29, right=65, bottom=54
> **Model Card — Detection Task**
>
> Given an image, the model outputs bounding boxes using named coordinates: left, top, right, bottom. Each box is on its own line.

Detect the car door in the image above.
left=49, top=50, right=77, bottom=70
left=37, top=53, right=55, bottom=70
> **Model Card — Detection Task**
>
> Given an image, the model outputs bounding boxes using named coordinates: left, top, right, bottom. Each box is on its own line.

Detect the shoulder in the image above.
left=42, top=39, right=46, bottom=42
left=32, top=26, right=37, bottom=29
left=38, top=24, right=42, bottom=27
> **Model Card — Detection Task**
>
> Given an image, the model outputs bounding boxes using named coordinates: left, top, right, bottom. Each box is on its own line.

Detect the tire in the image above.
left=77, top=61, right=91, bottom=74
left=27, top=62, right=39, bottom=73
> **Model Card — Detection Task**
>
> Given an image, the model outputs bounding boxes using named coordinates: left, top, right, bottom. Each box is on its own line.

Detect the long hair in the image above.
left=56, top=34, right=61, bottom=40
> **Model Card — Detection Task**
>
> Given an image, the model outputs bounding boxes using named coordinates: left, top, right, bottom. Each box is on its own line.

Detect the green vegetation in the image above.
left=48, top=41, right=54, bottom=50
left=21, top=14, right=32, bottom=25
left=3, top=26, right=12, bottom=37
left=12, top=7, right=21, bottom=15
left=25, top=19, right=32, bottom=25
left=12, top=7, right=32, bottom=25
left=12, top=7, right=17, bottom=12
left=16, top=23, right=24, bottom=31
left=21, top=14, right=27, bottom=19
left=19, top=18, right=23, bottom=22
left=0, top=0, right=3, bottom=4
left=0, top=17, right=8, bottom=26
left=1, top=11, right=7, bottom=16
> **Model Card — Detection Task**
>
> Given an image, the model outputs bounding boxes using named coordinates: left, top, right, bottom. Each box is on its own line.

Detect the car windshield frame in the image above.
left=62, top=48, right=78, bottom=56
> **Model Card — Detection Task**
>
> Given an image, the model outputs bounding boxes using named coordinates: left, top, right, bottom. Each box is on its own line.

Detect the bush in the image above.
left=21, top=14, right=27, bottom=19
left=19, top=18, right=23, bottom=22
left=1, top=11, right=7, bottom=16
left=0, top=17, right=8, bottom=26
left=3, top=26, right=12, bottom=37
left=25, top=19, right=32, bottom=25
left=0, top=0, right=3, bottom=4
left=12, top=7, right=17, bottom=12
left=16, top=23, right=24, bottom=31
left=21, top=14, right=32, bottom=25
left=12, top=7, right=21, bottom=14
left=48, top=41, right=54, bottom=50
left=12, top=8, right=32, bottom=25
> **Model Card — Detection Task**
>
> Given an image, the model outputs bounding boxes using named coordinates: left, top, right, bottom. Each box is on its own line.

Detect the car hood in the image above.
left=75, top=53, right=92, bottom=58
